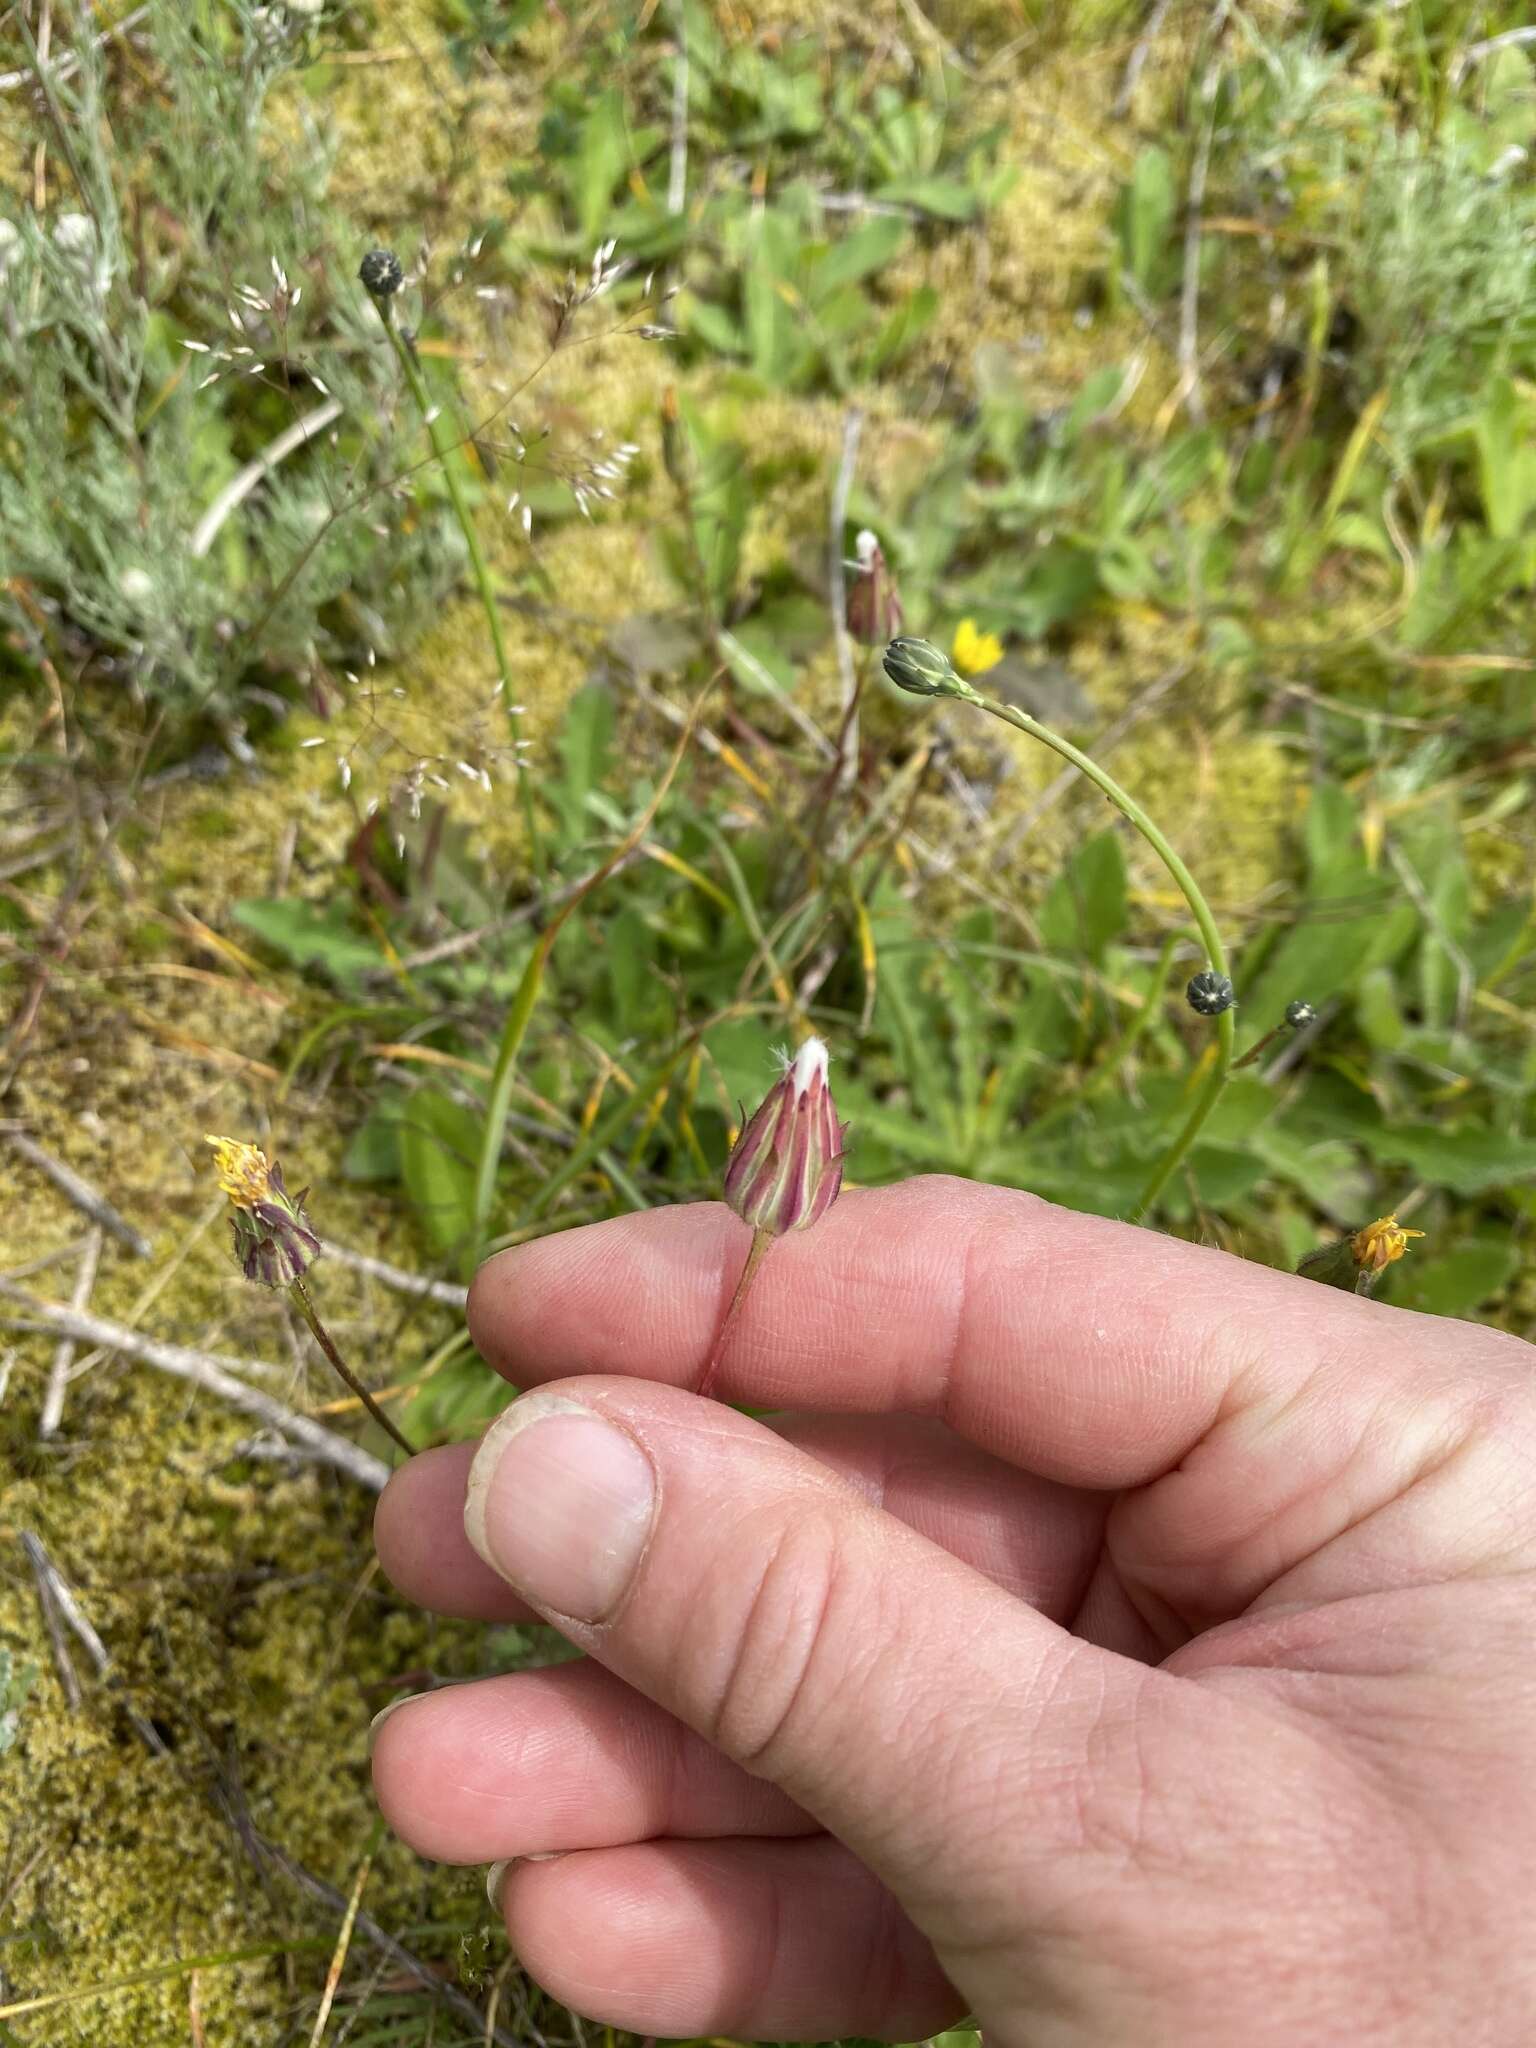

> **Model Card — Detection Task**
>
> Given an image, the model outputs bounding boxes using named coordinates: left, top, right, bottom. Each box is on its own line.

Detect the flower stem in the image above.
left=289, top=1274, right=415, bottom=1458
left=372, top=299, right=545, bottom=891
left=697, top=1225, right=774, bottom=1400
left=960, top=685, right=1236, bottom=1221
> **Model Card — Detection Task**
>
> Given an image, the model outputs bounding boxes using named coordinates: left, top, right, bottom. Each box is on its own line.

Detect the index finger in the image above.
left=467, top=1175, right=1446, bottom=1491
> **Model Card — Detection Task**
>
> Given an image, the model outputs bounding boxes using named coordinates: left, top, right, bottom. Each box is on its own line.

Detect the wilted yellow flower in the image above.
left=951, top=618, right=1004, bottom=678
left=1297, top=1211, right=1425, bottom=1295
left=205, top=1134, right=321, bottom=1289
left=205, top=1134, right=272, bottom=1208
left=1350, top=1214, right=1425, bottom=1274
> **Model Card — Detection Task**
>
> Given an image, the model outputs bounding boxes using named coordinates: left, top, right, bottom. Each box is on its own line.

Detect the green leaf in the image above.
left=231, top=898, right=385, bottom=991
left=864, top=283, right=937, bottom=375
left=1039, top=830, right=1127, bottom=964
left=813, top=213, right=907, bottom=297
left=676, top=400, right=749, bottom=612
left=1238, top=783, right=1418, bottom=1027
left=341, top=1103, right=403, bottom=1184
left=1391, top=1236, right=1520, bottom=1319
left=1247, top=1124, right=1372, bottom=1223
left=572, top=88, right=632, bottom=242
left=679, top=292, right=743, bottom=359
left=832, top=1092, right=963, bottom=1169
left=876, top=174, right=979, bottom=220
left=1355, top=966, right=1406, bottom=1051
left=1474, top=376, right=1536, bottom=540
left=398, top=1089, right=481, bottom=1259
left=550, top=680, right=616, bottom=849
left=1360, top=1122, right=1536, bottom=1197
left=606, top=906, right=653, bottom=1036
left=1114, top=144, right=1176, bottom=294
left=743, top=210, right=805, bottom=383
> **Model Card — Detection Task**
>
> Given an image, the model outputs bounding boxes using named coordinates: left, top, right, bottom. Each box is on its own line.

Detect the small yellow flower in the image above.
left=951, top=618, right=1004, bottom=678
left=1350, top=1214, right=1425, bottom=1274
left=205, top=1134, right=273, bottom=1210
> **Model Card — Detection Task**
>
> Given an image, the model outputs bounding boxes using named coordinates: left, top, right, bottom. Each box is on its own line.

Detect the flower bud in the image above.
left=1296, top=1212, right=1423, bottom=1296
left=845, top=531, right=903, bottom=645
left=1284, top=999, right=1316, bottom=1029
left=1185, top=970, right=1236, bottom=1017
left=358, top=248, right=404, bottom=299
left=882, top=636, right=977, bottom=701
left=723, top=1039, right=847, bottom=1237
left=206, top=1135, right=322, bottom=1289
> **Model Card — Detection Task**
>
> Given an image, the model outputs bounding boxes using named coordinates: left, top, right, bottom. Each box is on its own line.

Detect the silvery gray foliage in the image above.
left=0, top=3, right=454, bottom=731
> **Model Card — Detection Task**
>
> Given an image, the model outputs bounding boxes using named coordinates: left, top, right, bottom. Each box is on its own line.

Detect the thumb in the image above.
left=462, top=1377, right=1205, bottom=1954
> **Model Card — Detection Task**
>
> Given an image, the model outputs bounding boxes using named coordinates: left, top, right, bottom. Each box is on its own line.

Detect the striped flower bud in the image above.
left=846, top=531, right=903, bottom=645
left=723, top=1039, right=847, bottom=1237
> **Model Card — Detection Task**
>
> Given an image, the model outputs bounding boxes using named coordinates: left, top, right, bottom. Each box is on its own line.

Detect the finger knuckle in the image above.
left=697, top=1505, right=849, bottom=1773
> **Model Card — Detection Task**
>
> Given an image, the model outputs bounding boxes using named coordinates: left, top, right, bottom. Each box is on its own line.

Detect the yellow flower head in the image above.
left=951, top=618, right=1004, bottom=678
left=1350, top=1214, right=1425, bottom=1274
left=205, top=1134, right=273, bottom=1210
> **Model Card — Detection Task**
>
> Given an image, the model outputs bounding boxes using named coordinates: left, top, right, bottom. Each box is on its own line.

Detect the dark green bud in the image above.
left=882, top=636, right=977, bottom=702
left=359, top=248, right=404, bottom=299
left=1295, top=1237, right=1366, bottom=1294
left=1186, top=970, right=1236, bottom=1017
left=1284, top=999, right=1316, bottom=1029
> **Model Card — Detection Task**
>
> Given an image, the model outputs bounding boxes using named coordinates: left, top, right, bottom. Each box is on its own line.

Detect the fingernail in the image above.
left=367, top=1693, right=419, bottom=1757
left=486, top=1852, right=563, bottom=1913
left=464, top=1393, right=656, bottom=1622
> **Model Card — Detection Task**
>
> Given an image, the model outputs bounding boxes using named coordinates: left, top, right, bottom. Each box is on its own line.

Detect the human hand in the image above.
left=371, top=1178, right=1536, bottom=2046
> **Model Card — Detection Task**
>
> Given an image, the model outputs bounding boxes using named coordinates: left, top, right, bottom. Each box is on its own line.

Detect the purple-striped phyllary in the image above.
left=723, top=1038, right=847, bottom=1238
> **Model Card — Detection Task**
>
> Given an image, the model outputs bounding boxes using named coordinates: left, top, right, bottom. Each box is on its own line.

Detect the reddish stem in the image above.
left=697, top=1226, right=774, bottom=1400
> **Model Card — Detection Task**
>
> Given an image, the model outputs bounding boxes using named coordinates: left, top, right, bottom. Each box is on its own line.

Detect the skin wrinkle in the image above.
left=1110, top=1319, right=1505, bottom=1634
left=930, top=1203, right=989, bottom=1430
left=857, top=1861, right=918, bottom=2032
left=1251, top=1396, right=1481, bottom=1611
left=712, top=1514, right=844, bottom=1773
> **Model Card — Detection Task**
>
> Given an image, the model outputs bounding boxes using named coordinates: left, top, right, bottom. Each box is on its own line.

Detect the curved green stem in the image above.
left=960, top=683, right=1235, bottom=1221
left=373, top=301, right=545, bottom=890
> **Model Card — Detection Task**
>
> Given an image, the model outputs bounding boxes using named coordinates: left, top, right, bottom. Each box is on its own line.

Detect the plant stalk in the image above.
left=697, top=1225, right=774, bottom=1399
left=373, top=300, right=545, bottom=889
left=289, top=1274, right=415, bottom=1458
left=961, top=685, right=1236, bottom=1220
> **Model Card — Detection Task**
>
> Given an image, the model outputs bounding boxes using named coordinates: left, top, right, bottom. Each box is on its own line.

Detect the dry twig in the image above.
left=319, top=1239, right=468, bottom=1311
left=4, top=1130, right=151, bottom=1256
left=17, top=1531, right=170, bottom=1754
left=0, top=1286, right=391, bottom=1490
left=39, top=1225, right=101, bottom=1439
